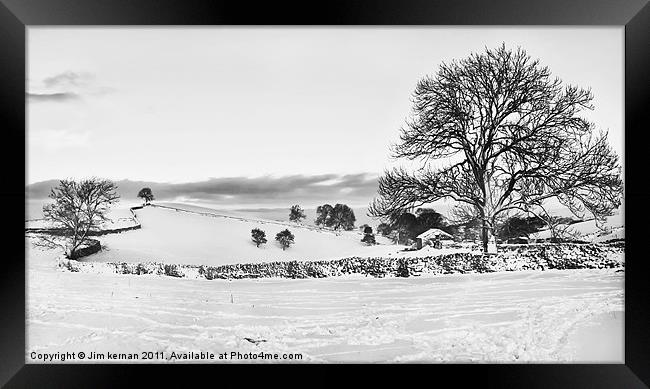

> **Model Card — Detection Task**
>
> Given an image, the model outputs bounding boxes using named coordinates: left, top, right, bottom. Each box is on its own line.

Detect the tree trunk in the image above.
left=481, top=219, right=489, bottom=254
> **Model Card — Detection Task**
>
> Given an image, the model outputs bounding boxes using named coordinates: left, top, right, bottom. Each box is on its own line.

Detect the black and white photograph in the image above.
left=25, top=26, right=625, bottom=363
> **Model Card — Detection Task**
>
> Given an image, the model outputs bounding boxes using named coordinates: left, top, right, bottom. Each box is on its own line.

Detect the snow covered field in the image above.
left=25, top=200, right=141, bottom=231
left=529, top=213, right=624, bottom=243
left=89, top=204, right=402, bottom=265
left=26, top=241, right=623, bottom=363
left=25, top=201, right=625, bottom=363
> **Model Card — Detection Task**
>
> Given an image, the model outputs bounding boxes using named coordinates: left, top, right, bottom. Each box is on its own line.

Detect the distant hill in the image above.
left=26, top=180, right=623, bottom=230
left=26, top=179, right=180, bottom=201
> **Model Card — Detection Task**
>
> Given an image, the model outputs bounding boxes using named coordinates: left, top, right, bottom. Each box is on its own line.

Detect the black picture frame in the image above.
left=2, top=0, right=649, bottom=387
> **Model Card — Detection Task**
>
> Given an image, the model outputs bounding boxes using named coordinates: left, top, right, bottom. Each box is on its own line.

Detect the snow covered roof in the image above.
left=417, top=228, right=453, bottom=239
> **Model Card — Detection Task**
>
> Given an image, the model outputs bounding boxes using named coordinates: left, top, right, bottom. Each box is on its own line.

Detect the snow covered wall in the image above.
left=59, top=243, right=624, bottom=280
left=25, top=205, right=142, bottom=236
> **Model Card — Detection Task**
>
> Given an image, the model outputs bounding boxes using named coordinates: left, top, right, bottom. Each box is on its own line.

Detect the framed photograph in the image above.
left=2, top=0, right=649, bottom=386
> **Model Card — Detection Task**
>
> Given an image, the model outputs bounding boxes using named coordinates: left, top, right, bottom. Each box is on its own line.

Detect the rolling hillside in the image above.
left=89, top=203, right=396, bottom=266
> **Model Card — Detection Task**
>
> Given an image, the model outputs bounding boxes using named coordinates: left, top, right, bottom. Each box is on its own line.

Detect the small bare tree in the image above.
left=369, top=44, right=623, bottom=253
left=38, top=178, right=120, bottom=259
left=137, top=187, right=155, bottom=205
left=289, top=205, right=306, bottom=223
left=275, top=229, right=295, bottom=251
left=251, top=228, right=267, bottom=247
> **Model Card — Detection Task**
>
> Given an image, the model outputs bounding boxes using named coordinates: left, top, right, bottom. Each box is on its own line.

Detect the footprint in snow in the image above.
left=243, top=337, right=267, bottom=345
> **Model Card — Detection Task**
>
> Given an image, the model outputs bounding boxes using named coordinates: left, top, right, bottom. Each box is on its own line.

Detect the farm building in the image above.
left=506, top=236, right=530, bottom=244
left=415, top=228, right=454, bottom=249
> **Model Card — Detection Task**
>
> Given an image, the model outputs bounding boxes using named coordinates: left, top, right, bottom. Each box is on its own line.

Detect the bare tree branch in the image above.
left=369, top=44, right=623, bottom=252
left=42, top=178, right=120, bottom=259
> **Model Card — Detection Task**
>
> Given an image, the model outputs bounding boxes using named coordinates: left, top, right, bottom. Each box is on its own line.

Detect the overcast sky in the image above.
left=27, top=27, right=623, bottom=207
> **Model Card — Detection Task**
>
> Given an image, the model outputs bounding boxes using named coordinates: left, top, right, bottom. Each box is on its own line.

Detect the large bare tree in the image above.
left=369, top=45, right=623, bottom=253
left=39, top=178, right=120, bottom=259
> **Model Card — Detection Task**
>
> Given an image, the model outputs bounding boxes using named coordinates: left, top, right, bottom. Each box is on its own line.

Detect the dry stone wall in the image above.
left=71, top=239, right=102, bottom=258
left=25, top=206, right=142, bottom=237
left=60, top=243, right=624, bottom=280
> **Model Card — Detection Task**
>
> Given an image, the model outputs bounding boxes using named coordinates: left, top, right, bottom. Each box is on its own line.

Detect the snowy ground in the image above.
left=529, top=213, right=624, bottom=243
left=88, top=204, right=405, bottom=265
left=26, top=241, right=624, bottom=363
left=25, top=202, right=140, bottom=230
left=25, top=201, right=625, bottom=363
left=27, top=201, right=624, bottom=264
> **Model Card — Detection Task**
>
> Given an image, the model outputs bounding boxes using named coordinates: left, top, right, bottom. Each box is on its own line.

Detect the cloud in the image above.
left=26, top=92, right=80, bottom=103
left=43, top=71, right=94, bottom=89
left=160, top=174, right=379, bottom=203
left=28, top=71, right=114, bottom=103
left=26, top=174, right=381, bottom=207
